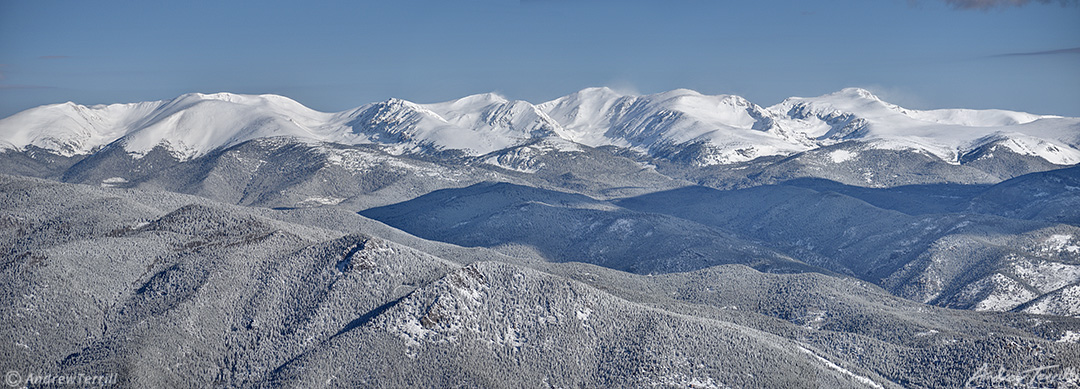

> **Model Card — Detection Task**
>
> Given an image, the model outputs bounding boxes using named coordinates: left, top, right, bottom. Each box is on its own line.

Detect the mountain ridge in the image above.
left=3, top=88, right=1077, bottom=167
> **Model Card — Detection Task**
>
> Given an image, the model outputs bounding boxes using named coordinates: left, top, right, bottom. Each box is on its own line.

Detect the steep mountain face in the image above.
left=338, top=94, right=563, bottom=156
left=4, top=174, right=1079, bottom=388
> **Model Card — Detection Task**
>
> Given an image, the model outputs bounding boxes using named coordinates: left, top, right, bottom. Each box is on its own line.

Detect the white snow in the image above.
left=578, top=306, right=596, bottom=322
left=398, top=318, right=429, bottom=347
left=960, top=273, right=1039, bottom=312
left=2, top=87, right=1077, bottom=166
left=539, top=88, right=814, bottom=164
left=1043, top=234, right=1080, bottom=254
left=828, top=149, right=857, bottom=163
left=421, top=94, right=563, bottom=153
left=1021, top=284, right=1080, bottom=317
left=100, top=177, right=128, bottom=188
left=978, top=132, right=1080, bottom=165
left=648, top=374, right=726, bottom=388
left=770, top=88, right=1080, bottom=165
left=0, top=93, right=349, bottom=160
left=298, top=197, right=345, bottom=206
left=1012, top=259, right=1080, bottom=293
left=318, top=146, right=452, bottom=179
left=502, top=326, right=524, bottom=348
left=797, top=345, right=883, bottom=388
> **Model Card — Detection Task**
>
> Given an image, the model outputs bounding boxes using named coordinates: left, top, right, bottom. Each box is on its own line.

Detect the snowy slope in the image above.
left=422, top=93, right=562, bottom=142
left=119, top=93, right=344, bottom=158
left=538, top=87, right=814, bottom=164
left=329, top=93, right=566, bottom=155
left=770, top=88, right=1080, bottom=165
left=330, top=98, right=458, bottom=153
left=0, top=100, right=165, bottom=156
left=1, top=88, right=1077, bottom=166
left=0, top=93, right=346, bottom=160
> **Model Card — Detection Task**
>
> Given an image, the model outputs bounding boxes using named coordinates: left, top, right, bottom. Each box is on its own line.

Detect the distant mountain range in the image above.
left=3, top=88, right=1078, bottom=167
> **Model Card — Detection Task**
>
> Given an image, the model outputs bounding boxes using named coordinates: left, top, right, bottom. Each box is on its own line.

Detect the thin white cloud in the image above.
left=994, top=47, right=1080, bottom=56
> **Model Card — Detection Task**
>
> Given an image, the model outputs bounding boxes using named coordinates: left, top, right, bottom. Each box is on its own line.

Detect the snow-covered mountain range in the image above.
left=4, top=89, right=1080, bottom=387
left=3, top=87, right=1079, bottom=166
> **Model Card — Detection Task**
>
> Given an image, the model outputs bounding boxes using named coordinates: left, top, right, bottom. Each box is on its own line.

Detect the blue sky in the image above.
left=1, top=0, right=1078, bottom=118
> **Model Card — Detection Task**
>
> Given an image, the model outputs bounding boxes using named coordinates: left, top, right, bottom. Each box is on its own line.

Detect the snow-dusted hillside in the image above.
left=4, top=173, right=1079, bottom=387
left=2, top=88, right=1077, bottom=166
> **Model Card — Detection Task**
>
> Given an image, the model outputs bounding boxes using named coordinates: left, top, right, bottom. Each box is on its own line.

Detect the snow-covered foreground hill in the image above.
left=3, top=174, right=1079, bottom=387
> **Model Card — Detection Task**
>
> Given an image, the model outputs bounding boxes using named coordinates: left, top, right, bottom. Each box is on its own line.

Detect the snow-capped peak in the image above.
left=0, top=99, right=167, bottom=156
left=115, top=93, right=338, bottom=159
left=836, top=87, right=881, bottom=101
left=0, top=92, right=342, bottom=160
left=766, top=88, right=1077, bottom=163
left=538, top=87, right=810, bottom=164
left=334, top=93, right=565, bottom=155
left=421, top=94, right=564, bottom=153
left=427, top=92, right=509, bottom=111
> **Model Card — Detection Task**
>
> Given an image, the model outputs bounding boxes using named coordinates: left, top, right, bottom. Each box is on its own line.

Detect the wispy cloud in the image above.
left=37, top=55, right=70, bottom=60
left=993, top=47, right=1080, bottom=56
left=941, top=0, right=1078, bottom=10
